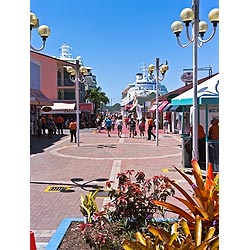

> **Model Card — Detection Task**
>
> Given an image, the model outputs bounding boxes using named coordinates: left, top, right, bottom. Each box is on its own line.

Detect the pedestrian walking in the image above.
left=124, top=116, right=129, bottom=128
left=41, top=115, right=47, bottom=134
left=56, top=115, right=64, bottom=135
left=69, top=119, right=77, bottom=143
left=116, top=115, right=123, bottom=138
left=95, top=115, right=102, bottom=133
left=37, top=115, right=42, bottom=138
left=111, top=116, right=116, bottom=131
left=163, top=117, right=169, bottom=134
left=128, top=117, right=136, bottom=138
left=147, top=116, right=156, bottom=140
left=105, top=116, right=112, bottom=137
left=138, top=117, right=146, bottom=137
left=47, top=117, right=56, bottom=139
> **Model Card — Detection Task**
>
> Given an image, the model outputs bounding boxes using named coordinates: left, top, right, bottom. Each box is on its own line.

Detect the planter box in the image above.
left=46, top=217, right=178, bottom=250
left=46, top=218, right=86, bottom=250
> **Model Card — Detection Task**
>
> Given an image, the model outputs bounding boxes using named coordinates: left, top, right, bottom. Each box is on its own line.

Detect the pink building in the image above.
left=30, top=49, right=96, bottom=134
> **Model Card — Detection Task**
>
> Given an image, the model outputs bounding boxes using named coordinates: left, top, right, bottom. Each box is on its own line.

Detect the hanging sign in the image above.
left=181, top=72, right=193, bottom=84
left=42, top=106, right=52, bottom=112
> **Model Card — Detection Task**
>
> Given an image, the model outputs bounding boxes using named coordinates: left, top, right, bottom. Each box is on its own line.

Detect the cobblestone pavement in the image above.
left=30, top=127, right=191, bottom=247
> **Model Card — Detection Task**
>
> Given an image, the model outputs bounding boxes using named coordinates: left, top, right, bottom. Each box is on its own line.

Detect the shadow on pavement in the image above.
left=30, top=134, right=67, bottom=155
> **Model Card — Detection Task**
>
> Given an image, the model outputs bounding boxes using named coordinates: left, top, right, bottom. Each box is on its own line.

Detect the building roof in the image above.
left=151, top=73, right=219, bottom=103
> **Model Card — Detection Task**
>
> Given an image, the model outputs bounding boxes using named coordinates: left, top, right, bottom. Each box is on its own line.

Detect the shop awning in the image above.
left=169, top=105, right=182, bottom=112
left=149, top=101, right=169, bottom=112
left=171, top=74, right=219, bottom=106
left=79, top=103, right=94, bottom=112
left=158, top=101, right=169, bottom=112
left=163, top=104, right=172, bottom=111
left=30, top=88, right=53, bottom=106
left=163, top=105, right=191, bottom=112
left=149, top=104, right=157, bottom=111
left=41, top=102, right=76, bottom=114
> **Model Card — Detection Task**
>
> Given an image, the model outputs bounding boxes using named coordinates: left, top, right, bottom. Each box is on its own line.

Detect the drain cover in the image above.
left=44, top=186, right=72, bottom=192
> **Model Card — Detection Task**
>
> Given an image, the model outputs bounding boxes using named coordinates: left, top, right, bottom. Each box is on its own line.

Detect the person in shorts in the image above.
left=105, top=116, right=112, bottom=137
left=163, top=117, right=169, bottom=134
left=128, top=117, right=136, bottom=138
left=116, top=115, right=123, bottom=138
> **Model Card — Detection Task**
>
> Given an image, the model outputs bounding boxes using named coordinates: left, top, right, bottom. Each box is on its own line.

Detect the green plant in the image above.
left=122, top=159, right=219, bottom=250
left=105, top=170, right=175, bottom=231
left=80, top=187, right=100, bottom=223
left=122, top=217, right=219, bottom=250
left=80, top=170, right=176, bottom=249
left=153, top=159, right=219, bottom=232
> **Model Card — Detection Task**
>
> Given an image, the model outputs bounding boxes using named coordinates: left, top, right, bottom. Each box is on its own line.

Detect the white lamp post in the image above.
left=66, top=60, right=88, bottom=147
left=148, top=58, right=169, bottom=146
left=30, top=12, right=51, bottom=51
left=171, top=1, right=219, bottom=161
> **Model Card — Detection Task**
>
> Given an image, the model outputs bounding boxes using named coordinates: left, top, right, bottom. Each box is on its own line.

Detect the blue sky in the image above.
left=30, top=0, right=219, bottom=105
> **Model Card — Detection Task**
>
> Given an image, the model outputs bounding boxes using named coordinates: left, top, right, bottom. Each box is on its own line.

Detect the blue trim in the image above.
left=46, top=218, right=86, bottom=250
left=172, top=97, right=218, bottom=106
left=171, top=98, right=193, bottom=106
left=199, top=97, right=219, bottom=105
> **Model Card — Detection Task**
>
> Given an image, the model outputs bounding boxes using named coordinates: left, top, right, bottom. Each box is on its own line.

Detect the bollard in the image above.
left=30, top=230, right=37, bottom=250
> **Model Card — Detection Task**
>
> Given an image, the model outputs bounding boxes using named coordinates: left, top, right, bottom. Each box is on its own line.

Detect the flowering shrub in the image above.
left=122, top=160, right=219, bottom=249
left=80, top=169, right=175, bottom=249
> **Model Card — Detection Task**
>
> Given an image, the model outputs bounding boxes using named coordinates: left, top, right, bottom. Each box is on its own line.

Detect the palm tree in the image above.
left=85, top=86, right=109, bottom=115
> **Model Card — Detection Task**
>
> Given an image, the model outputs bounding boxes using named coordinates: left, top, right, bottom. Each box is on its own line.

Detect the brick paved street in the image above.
left=30, top=127, right=190, bottom=247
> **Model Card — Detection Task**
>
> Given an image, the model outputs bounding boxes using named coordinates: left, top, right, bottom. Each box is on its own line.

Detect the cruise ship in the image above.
left=120, top=64, right=168, bottom=107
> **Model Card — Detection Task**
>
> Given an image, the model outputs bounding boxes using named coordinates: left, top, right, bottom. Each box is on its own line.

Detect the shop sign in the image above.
left=181, top=72, right=193, bottom=84
left=42, top=106, right=52, bottom=112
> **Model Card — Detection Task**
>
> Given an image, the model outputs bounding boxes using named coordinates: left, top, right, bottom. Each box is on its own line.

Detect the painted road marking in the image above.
left=49, top=144, right=181, bottom=160
left=101, top=159, right=121, bottom=207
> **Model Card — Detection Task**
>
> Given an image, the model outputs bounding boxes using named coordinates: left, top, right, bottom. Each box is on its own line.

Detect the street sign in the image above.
left=181, top=72, right=193, bottom=84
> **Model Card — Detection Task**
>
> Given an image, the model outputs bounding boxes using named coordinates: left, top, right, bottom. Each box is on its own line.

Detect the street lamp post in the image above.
left=66, top=60, right=88, bottom=147
left=148, top=58, right=169, bottom=146
left=171, top=0, right=219, bottom=160
left=30, top=12, right=51, bottom=51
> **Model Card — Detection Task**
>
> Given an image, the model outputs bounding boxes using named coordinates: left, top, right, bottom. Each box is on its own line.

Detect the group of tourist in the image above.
left=97, top=113, right=160, bottom=140
left=34, top=112, right=219, bottom=171
left=35, top=115, right=77, bottom=142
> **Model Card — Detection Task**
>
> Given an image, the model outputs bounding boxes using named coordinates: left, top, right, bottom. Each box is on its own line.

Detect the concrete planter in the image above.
left=46, top=218, right=86, bottom=250
left=46, top=217, right=178, bottom=250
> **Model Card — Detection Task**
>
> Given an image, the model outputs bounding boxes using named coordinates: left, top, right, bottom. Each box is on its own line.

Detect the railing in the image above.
left=182, top=135, right=219, bottom=172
